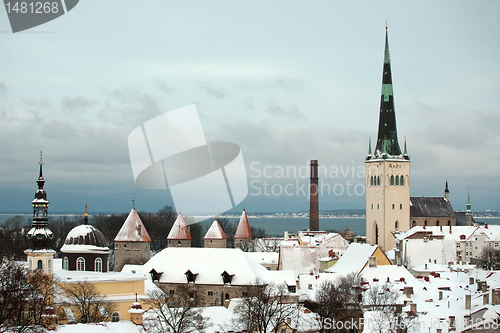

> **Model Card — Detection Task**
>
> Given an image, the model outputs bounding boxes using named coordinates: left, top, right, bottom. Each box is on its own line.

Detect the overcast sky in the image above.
left=0, top=1, right=498, bottom=214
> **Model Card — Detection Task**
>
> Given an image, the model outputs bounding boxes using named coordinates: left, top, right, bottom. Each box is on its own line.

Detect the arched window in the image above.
left=400, top=204, right=403, bottom=210
left=63, top=257, right=69, bottom=270
left=400, top=175, right=404, bottom=186
left=37, top=260, right=43, bottom=270
left=77, top=257, right=85, bottom=272
left=95, top=258, right=103, bottom=272
left=225, top=293, right=230, bottom=300
left=424, top=220, right=427, bottom=226
left=395, top=176, right=399, bottom=185
left=375, top=223, right=379, bottom=245
left=395, top=221, right=398, bottom=230
left=377, top=176, right=380, bottom=186
left=447, top=220, right=451, bottom=226
left=392, top=204, right=395, bottom=210
left=390, top=175, right=394, bottom=185
left=412, top=220, right=416, bottom=227
left=112, top=312, right=120, bottom=322
left=436, top=220, right=440, bottom=226
left=370, top=176, right=373, bottom=186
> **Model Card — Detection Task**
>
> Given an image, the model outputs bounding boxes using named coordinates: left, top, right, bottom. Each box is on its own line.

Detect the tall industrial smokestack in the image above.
left=309, top=160, right=319, bottom=231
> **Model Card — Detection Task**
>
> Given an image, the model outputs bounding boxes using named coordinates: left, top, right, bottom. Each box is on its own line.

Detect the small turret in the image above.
left=167, top=213, right=192, bottom=247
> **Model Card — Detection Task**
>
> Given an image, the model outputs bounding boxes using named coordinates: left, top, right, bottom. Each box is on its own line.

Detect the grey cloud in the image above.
left=0, top=82, right=7, bottom=95
left=197, top=82, right=229, bottom=99
left=61, top=96, right=96, bottom=114
left=266, top=101, right=307, bottom=121
left=153, top=78, right=175, bottom=95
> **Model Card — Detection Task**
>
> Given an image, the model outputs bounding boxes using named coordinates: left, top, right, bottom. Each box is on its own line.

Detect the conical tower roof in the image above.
left=204, top=219, right=227, bottom=239
left=167, top=213, right=192, bottom=240
left=114, top=208, right=151, bottom=242
left=374, top=27, right=404, bottom=158
left=234, top=209, right=252, bottom=239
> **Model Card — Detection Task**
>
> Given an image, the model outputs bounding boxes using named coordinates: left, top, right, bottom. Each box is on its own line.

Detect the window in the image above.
left=412, top=221, right=416, bottom=227
left=48, top=259, right=52, bottom=273
left=400, top=204, right=403, bottom=210
left=392, top=204, right=395, bottom=210
left=76, top=257, right=85, bottom=271
left=37, top=260, right=43, bottom=270
left=395, top=176, right=399, bottom=185
left=377, top=204, right=379, bottom=210
left=371, top=204, right=373, bottom=210
left=395, top=221, right=398, bottom=229
left=371, top=176, right=373, bottom=186
left=391, top=175, right=394, bottom=185
left=424, top=220, right=427, bottom=226
left=242, top=291, right=248, bottom=297
left=377, top=176, right=380, bottom=185
left=400, top=175, right=404, bottom=186
left=63, top=257, right=69, bottom=270
left=225, top=293, right=230, bottom=300
left=95, top=258, right=103, bottom=272
left=308, top=284, right=312, bottom=290
left=112, top=312, right=120, bottom=322
left=208, top=291, right=213, bottom=296
left=448, top=220, right=451, bottom=226
left=169, top=290, right=175, bottom=295
left=436, top=220, right=440, bottom=226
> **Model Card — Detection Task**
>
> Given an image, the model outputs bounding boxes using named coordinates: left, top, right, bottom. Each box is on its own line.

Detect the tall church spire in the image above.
left=375, top=26, right=403, bottom=158
left=26, top=152, right=55, bottom=250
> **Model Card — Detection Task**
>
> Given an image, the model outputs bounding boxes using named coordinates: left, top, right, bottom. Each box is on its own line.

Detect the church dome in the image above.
left=60, top=224, right=109, bottom=254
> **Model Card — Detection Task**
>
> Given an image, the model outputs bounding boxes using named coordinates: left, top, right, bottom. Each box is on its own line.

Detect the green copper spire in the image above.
left=466, top=190, right=472, bottom=215
left=375, top=26, right=403, bottom=157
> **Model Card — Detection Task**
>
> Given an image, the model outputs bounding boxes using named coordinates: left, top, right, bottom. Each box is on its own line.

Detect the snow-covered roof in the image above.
left=114, top=208, right=151, bottom=242
left=234, top=209, right=252, bottom=239
left=325, top=243, right=378, bottom=275
left=360, top=265, right=415, bottom=283
left=413, top=262, right=449, bottom=273
left=167, top=213, right=191, bottom=240
left=55, top=269, right=147, bottom=284
left=204, top=219, right=227, bottom=239
left=141, top=247, right=295, bottom=286
left=245, top=251, right=279, bottom=266
left=60, top=224, right=109, bottom=254
left=55, top=322, right=141, bottom=333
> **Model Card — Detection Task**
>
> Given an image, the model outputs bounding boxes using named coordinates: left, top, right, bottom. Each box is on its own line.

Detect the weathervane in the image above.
left=132, top=197, right=135, bottom=208
left=386, top=21, right=388, bottom=29
left=39, top=150, right=43, bottom=165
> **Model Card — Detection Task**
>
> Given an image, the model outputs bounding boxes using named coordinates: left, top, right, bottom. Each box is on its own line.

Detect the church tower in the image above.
left=25, top=152, right=56, bottom=275
left=365, top=27, right=410, bottom=251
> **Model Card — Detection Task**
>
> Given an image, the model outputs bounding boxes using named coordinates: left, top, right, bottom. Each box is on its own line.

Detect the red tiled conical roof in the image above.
left=204, top=219, right=227, bottom=239
left=234, top=209, right=252, bottom=239
left=114, top=208, right=151, bottom=242
left=167, top=213, right=192, bottom=240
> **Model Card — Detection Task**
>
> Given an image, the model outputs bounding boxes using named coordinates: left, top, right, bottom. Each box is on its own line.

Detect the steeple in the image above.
left=375, top=26, right=403, bottom=158
left=444, top=180, right=449, bottom=200
left=83, top=204, right=89, bottom=225
left=26, top=152, right=54, bottom=250
left=466, top=191, right=472, bottom=216
left=368, top=137, right=372, bottom=155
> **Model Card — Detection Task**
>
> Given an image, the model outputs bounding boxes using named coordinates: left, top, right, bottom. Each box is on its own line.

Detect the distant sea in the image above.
left=2, top=214, right=500, bottom=238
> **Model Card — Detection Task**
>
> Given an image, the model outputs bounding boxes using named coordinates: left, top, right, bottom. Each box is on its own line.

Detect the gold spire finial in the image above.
left=385, top=21, right=388, bottom=29
left=84, top=204, right=88, bottom=218
left=39, top=151, right=43, bottom=165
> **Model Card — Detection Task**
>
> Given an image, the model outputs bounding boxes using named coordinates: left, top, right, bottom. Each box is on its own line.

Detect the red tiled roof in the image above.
left=167, top=213, right=192, bottom=240
left=204, top=219, right=227, bottom=239
left=234, top=209, right=252, bottom=239
left=114, top=208, right=151, bottom=242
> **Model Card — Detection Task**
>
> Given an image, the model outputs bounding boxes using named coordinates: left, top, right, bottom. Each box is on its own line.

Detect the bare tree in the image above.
left=60, top=280, right=116, bottom=323
left=0, top=256, right=47, bottom=332
left=480, top=246, right=500, bottom=270
left=365, top=282, right=416, bottom=333
left=310, top=273, right=363, bottom=332
left=144, top=285, right=208, bottom=333
left=234, top=280, right=298, bottom=333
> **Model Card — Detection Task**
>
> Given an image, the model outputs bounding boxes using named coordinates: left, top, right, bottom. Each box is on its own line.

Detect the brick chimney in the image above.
left=309, top=160, right=319, bottom=231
